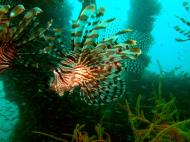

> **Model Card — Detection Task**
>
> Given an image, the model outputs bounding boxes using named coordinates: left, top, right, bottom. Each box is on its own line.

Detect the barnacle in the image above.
left=175, top=0, right=190, bottom=42
left=0, top=4, right=52, bottom=73
left=50, top=5, right=142, bottom=105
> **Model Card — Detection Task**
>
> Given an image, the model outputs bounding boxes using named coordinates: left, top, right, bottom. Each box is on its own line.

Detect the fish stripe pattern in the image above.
left=175, top=0, right=190, bottom=42
left=50, top=4, right=142, bottom=105
left=0, top=4, right=52, bottom=73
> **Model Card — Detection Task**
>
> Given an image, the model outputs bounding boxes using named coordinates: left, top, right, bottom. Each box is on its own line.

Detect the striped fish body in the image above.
left=0, top=43, right=16, bottom=73
left=50, top=4, right=142, bottom=105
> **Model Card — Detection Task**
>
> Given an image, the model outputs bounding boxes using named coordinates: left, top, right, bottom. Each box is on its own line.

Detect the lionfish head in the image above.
left=50, top=69, right=74, bottom=96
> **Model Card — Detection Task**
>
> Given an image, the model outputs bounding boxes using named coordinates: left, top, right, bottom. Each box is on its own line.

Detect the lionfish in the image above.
left=175, top=0, right=190, bottom=42
left=0, top=4, right=52, bottom=73
left=50, top=5, right=142, bottom=105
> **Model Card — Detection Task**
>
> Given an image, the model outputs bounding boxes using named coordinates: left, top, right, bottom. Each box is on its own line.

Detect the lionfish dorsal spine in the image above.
left=0, top=4, right=55, bottom=73
left=83, top=18, right=116, bottom=49
left=16, top=19, right=53, bottom=47
left=50, top=4, right=142, bottom=106
left=183, top=0, right=190, bottom=13
left=9, top=4, right=25, bottom=18
left=72, top=4, right=96, bottom=50
left=12, top=6, right=43, bottom=41
left=175, top=0, right=190, bottom=41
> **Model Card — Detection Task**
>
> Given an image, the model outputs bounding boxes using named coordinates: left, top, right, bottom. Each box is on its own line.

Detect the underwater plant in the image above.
left=124, top=95, right=190, bottom=142
left=122, top=67, right=190, bottom=142
left=175, top=0, right=190, bottom=42
left=50, top=4, right=142, bottom=105
left=0, top=4, right=53, bottom=73
left=32, top=123, right=111, bottom=142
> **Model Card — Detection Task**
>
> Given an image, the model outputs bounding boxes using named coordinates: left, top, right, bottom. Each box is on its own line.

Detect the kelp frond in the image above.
left=32, top=131, right=68, bottom=142
left=123, top=95, right=190, bottom=142
left=122, top=65, right=190, bottom=142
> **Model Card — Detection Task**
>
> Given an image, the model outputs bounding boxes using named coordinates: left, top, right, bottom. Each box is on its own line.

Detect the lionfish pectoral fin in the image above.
left=183, top=0, right=190, bottom=13
left=79, top=75, right=126, bottom=106
left=18, top=20, right=53, bottom=46
left=175, top=1, right=190, bottom=42
left=72, top=4, right=96, bottom=50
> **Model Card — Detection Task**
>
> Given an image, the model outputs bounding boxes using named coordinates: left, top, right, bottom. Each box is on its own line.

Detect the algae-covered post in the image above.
left=125, top=0, right=161, bottom=75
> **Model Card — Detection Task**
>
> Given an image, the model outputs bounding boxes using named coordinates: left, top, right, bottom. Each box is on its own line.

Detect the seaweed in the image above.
left=121, top=64, right=190, bottom=142
left=32, top=123, right=111, bottom=142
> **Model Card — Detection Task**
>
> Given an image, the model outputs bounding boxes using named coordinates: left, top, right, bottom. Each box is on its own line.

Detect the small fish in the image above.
left=174, top=65, right=182, bottom=70
left=181, top=71, right=185, bottom=74
left=183, top=72, right=189, bottom=78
